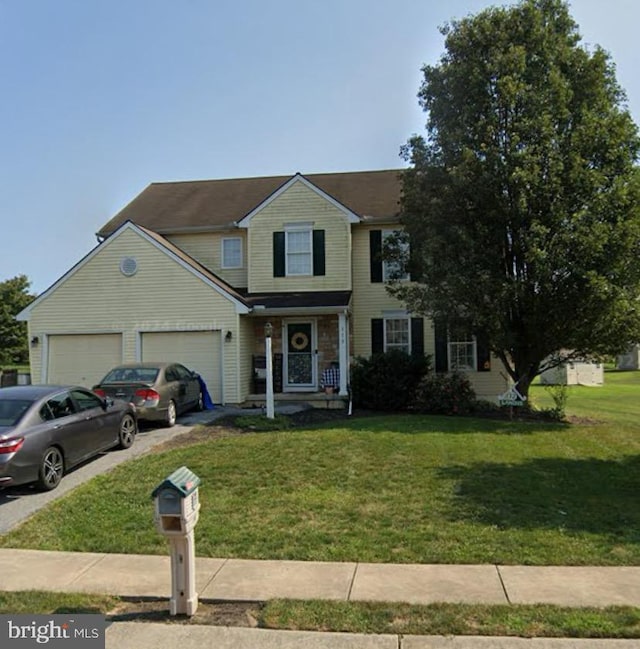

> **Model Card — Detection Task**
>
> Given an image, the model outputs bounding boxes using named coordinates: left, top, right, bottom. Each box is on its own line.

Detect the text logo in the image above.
left=1, top=615, right=104, bottom=648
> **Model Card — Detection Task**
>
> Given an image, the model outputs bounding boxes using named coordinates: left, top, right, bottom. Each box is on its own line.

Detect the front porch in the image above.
left=242, top=391, right=348, bottom=410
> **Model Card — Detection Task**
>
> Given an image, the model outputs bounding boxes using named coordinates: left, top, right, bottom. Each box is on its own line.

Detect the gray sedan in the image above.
left=0, top=385, right=137, bottom=491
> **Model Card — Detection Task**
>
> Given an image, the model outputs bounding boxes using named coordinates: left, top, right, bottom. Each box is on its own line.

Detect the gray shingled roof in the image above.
left=98, top=169, right=403, bottom=236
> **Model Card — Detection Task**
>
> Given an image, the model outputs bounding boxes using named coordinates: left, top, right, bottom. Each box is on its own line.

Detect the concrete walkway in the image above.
left=1, top=549, right=639, bottom=608
left=0, top=549, right=639, bottom=648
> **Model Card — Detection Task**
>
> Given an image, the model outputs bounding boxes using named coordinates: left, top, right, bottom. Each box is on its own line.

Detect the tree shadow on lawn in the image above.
left=439, top=455, right=640, bottom=541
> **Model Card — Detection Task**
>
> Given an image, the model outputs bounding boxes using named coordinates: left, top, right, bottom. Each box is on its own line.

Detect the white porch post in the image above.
left=338, top=311, right=349, bottom=396
left=265, top=322, right=275, bottom=419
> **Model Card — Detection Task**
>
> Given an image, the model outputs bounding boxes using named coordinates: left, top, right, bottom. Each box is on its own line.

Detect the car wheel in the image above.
left=118, top=414, right=137, bottom=449
left=165, top=400, right=177, bottom=427
left=37, top=447, right=64, bottom=491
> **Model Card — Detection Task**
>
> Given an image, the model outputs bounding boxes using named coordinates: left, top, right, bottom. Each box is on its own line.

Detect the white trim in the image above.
left=383, top=316, right=411, bottom=355
left=338, top=311, right=349, bottom=396
left=284, top=221, right=314, bottom=230
left=17, top=221, right=250, bottom=320
left=41, top=335, right=49, bottom=383
left=248, top=305, right=349, bottom=316
left=447, top=335, right=478, bottom=372
left=221, top=236, right=243, bottom=269
left=285, top=227, right=312, bottom=277
left=237, top=175, right=361, bottom=227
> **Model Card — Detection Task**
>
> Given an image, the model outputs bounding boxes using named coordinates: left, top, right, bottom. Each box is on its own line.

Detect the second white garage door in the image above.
left=48, top=333, right=122, bottom=387
left=140, top=330, right=222, bottom=404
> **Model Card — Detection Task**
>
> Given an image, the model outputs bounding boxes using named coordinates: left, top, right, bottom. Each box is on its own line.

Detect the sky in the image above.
left=1, top=0, right=639, bottom=296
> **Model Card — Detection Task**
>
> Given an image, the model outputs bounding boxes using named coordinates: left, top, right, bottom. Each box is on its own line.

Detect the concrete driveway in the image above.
left=0, top=408, right=226, bottom=535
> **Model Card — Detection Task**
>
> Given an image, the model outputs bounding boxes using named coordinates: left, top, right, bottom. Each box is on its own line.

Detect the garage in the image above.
left=140, top=330, right=222, bottom=404
left=47, top=333, right=122, bottom=387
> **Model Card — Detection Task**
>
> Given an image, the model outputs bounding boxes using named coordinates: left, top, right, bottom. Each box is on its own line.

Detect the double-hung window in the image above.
left=222, top=237, right=242, bottom=269
left=385, top=317, right=411, bottom=354
left=448, top=335, right=477, bottom=371
left=384, top=315, right=411, bottom=354
left=285, top=224, right=312, bottom=276
left=382, top=230, right=410, bottom=282
left=371, top=315, right=424, bottom=357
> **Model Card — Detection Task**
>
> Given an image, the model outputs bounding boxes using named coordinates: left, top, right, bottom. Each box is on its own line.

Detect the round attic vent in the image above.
left=120, top=257, right=138, bottom=277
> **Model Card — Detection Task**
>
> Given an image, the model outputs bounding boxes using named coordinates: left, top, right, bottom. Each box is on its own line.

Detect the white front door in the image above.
left=284, top=321, right=316, bottom=391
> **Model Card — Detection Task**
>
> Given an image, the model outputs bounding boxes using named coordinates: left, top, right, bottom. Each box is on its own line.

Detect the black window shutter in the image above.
left=408, top=235, right=421, bottom=282
left=369, top=230, right=383, bottom=283
left=313, top=229, right=325, bottom=276
left=434, top=319, right=448, bottom=373
left=476, top=331, right=491, bottom=372
left=273, top=231, right=285, bottom=277
left=411, top=318, right=424, bottom=357
left=371, top=318, right=384, bottom=354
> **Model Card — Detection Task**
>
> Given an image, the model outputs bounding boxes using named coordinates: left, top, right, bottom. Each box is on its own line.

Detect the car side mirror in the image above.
left=102, top=397, right=114, bottom=409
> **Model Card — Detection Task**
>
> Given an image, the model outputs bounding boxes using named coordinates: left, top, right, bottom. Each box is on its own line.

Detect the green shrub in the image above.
left=351, top=351, right=431, bottom=411
left=542, top=383, right=570, bottom=420
left=412, top=371, right=477, bottom=415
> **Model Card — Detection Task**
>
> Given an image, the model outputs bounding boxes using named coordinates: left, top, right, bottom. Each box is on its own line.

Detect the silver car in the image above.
left=0, top=385, right=137, bottom=491
left=93, top=362, right=203, bottom=427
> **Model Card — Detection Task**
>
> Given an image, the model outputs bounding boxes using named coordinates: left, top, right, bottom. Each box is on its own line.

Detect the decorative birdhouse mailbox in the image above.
left=152, top=465, right=201, bottom=535
left=152, top=466, right=201, bottom=616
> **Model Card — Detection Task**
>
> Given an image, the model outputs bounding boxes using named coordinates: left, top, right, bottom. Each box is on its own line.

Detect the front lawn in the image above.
left=1, top=371, right=639, bottom=565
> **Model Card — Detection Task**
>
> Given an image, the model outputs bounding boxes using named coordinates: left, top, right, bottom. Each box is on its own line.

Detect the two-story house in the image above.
left=18, top=170, right=509, bottom=404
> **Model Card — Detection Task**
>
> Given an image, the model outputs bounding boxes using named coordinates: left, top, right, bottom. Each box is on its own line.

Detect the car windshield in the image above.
left=101, top=367, right=159, bottom=383
left=0, top=399, right=33, bottom=426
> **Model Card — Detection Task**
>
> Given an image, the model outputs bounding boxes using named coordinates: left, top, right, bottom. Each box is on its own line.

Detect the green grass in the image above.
left=2, top=592, right=639, bottom=638
left=260, top=600, right=640, bottom=638
left=531, top=369, right=640, bottom=428
left=1, top=370, right=639, bottom=565
left=0, top=591, right=117, bottom=615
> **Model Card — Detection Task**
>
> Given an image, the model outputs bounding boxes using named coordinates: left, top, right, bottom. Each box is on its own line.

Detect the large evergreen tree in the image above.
left=0, top=275, right=35, bottom=366
left=390, top=0, right=640, bottom=398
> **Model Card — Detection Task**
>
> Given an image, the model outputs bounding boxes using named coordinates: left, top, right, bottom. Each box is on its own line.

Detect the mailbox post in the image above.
left=152, top=466, right=201, bottom=616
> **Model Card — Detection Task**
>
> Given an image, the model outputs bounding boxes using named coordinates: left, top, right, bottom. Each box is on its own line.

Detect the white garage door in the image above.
left=48, top=334, right=123, bottom=387
left=140, top=331, right=222, bottom=404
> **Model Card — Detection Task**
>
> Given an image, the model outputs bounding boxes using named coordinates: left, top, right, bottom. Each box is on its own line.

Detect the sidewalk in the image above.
left=1, top=548, right=639, bottom=607
left=1, top=549, right=639, bottom=647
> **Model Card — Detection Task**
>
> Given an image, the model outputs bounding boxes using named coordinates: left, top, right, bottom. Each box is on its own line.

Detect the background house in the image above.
left=617, top=345, right=640, bottom=370
left=18, top=170, right=509, bottom=404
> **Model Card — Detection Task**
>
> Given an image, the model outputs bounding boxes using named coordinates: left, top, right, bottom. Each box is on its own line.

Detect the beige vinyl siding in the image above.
left=351, top=225, right=412, bottom=358
left=28, top=227, right=244, bottom=403
left=469, top=360, right=510, bottom=398
left=247, top=181, right=352, bottom=293
left=238, top=316, right=256, bottom=397
left=351, top=224, right=509, bottom=399
left=166, top=232, right=248, bottom=288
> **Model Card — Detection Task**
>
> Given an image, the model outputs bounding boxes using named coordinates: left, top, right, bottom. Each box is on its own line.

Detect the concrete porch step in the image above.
left=243, top=392, right=348, bottom=410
